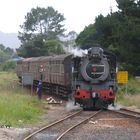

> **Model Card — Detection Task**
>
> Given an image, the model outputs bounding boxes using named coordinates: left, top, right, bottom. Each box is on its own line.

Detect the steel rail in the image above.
left=120, top=108, right=140, bottom=115
left=56, top=110, right=102, bottom=140
left=110, top=108, right=140, bottom=119
left=23, top=109, right=82, bottom=140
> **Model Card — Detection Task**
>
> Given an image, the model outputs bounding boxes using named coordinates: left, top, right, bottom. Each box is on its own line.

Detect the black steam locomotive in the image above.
left=73, top=47, right=117, bottom=109
left=16, top=46, right=117, bottom=109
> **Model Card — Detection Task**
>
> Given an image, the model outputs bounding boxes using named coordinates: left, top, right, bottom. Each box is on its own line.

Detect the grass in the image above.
left=117, top=77, right=140, bottom=109
left=118, top=94, right=140, bottom=108
left=0, top=71, right=45, bottom=127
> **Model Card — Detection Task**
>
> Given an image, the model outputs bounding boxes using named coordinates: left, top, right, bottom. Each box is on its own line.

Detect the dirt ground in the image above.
left=0, top=97, right=81, bottom=140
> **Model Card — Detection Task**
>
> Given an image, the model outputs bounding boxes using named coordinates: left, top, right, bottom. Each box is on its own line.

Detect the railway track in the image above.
left=23, top=107, right=140, bottom=140
left=66, top=109, right=140, bottom=140
left=23, top=110, right=102, bottom=140
left=56, top=110, right=102, bottom=140
left=109, top=107, right=140, bottom=119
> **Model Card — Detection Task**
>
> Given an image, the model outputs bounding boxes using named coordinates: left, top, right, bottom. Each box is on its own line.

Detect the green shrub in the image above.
left=1, top=60, right=16, bottom=71
left=118, top=77, right=140, bottom=95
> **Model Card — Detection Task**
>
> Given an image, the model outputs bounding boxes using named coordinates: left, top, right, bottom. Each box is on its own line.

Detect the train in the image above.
left=16, top=46, right=117, bottom=110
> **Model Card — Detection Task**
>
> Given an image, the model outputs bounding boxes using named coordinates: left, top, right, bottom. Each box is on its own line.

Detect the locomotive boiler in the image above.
left=16, top=46, right=117, bottom=110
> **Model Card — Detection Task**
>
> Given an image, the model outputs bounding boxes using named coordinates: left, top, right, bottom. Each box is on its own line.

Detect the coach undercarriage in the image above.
left=34, top=80, right=71, bottom=98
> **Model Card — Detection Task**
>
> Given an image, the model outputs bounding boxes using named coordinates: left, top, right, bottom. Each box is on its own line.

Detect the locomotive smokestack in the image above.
left=88, top=47, right=103, bottom=61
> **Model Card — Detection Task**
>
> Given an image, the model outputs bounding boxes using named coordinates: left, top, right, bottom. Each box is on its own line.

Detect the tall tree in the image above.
left=76, top=24, right=97, bottom=46
left=76, top=0, right=140, bottom=75
left=0, top=44, right=5, bottom=51
left=63, top=31, right=78, bottom=52
left=116, top=0, right=140, bottom=17
left=17, top=6, right=65, bottom=57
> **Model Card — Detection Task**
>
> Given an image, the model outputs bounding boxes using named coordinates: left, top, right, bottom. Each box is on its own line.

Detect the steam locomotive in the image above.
left=73, top=47, right=117, bottom=109
left=16, top=46, right=117, bottom=109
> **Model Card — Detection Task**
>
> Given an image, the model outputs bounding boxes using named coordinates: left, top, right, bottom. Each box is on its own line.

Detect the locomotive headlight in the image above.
left=92, top=92, right=99, bottom=98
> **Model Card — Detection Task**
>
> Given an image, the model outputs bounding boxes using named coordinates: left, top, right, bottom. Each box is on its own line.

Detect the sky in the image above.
left=0, top=0, right=118, bottom=34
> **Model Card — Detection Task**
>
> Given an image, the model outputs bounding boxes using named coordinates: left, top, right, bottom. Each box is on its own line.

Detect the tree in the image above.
left=0, top=49, right=6, bottom=64
left=0, top=44, right=5, bottom=51
left=62, top=31, right=78, bottom=52
left=17, top=6, right=65, bottom=57
left=45, top=40, right=65, bottom=55
left=0, top=44, right=16, bottom=71
left=1, top=60, right=16, bottom=71
left=76, top=24, right=97, bottom=46
left=76, top=0, right=140, bottom=75
left=17, top=35, right=49, bottom=57
left=116, top=0, right=140, bottom=18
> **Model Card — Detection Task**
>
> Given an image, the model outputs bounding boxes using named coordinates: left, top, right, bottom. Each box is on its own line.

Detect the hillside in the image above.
left=0, top=31, right=21, bottom=49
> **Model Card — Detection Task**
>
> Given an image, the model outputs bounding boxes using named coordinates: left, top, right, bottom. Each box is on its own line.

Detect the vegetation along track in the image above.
left=23, top=110, right=102, bottom=140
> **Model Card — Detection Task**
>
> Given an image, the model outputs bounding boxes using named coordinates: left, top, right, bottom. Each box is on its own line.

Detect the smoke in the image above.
left=70, top=47, right=88, bottom=57
left=108, top=104, right=122, bottom=110
left=65, top=100, right=81, bottom=111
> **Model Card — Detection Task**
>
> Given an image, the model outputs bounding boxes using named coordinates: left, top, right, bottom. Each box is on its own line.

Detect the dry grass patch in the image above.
left=119, top=94, right=140, bottom=108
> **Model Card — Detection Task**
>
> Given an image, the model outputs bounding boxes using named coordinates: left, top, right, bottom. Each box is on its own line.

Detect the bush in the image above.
left=118, top=77, right=140, bottom=95
left=1, top=60, right=16, bottom=71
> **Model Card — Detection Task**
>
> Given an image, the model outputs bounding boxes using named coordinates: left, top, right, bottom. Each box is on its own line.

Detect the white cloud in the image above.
left=0, top=0, right=118, bottom=33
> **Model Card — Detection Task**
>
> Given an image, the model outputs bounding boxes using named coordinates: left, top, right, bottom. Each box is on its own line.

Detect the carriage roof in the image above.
left=21, top=54, right=72, bottom=63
